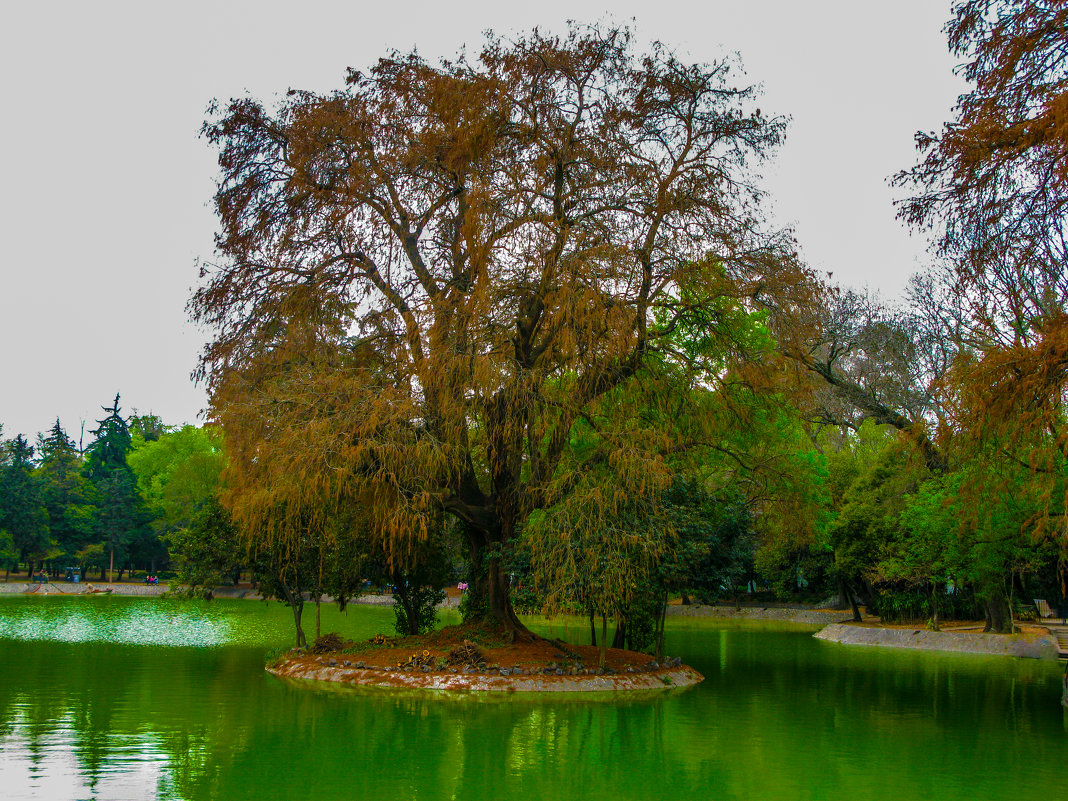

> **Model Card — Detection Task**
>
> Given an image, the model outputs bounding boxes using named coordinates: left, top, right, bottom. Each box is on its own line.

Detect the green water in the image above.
left=0, top=596, right=1063, bottom=801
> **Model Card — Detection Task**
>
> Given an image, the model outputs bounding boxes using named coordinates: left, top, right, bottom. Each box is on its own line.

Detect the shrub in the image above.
left=393, top=583, right=446, bottom=636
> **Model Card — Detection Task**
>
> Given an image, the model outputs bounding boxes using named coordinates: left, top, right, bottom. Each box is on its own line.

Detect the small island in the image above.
left=267, top=624, right=703, bottom=693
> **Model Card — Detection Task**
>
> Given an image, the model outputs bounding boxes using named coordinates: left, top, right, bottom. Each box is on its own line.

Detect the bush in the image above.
left=510, top=582, right=543, bottom=615
left=393, top=583, right=446, bottom=636
left=870, top=584, right=982, bottom=623
left=458, top=587, right=485, bottom=622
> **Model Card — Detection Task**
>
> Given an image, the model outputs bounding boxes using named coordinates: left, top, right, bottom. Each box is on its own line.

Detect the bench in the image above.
left=1034, top=599, right=1066, bottom=624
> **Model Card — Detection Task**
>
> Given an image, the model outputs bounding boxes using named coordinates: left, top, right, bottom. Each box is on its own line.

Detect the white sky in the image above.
left=0, top=0, right=963, bottom=441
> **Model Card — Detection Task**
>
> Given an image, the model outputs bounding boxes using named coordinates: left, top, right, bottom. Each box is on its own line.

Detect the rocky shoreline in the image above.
left=268, top=656, right=703, bottom=693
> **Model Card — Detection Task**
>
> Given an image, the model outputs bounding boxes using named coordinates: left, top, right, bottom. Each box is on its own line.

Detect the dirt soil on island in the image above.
left=281, top=621, right=668, bottom=675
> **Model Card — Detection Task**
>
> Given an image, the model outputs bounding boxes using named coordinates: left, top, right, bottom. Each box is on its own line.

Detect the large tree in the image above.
left=193, top=25, right=813, bottom=635
left=895, top=0, right=1068, bottom=443
left=897, top=1, right=1068, bottom=544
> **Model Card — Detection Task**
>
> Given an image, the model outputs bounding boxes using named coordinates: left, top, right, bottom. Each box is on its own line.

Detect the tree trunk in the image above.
left=983, top=595, right=1012, bottom=633
left=599, top=614, right=608, bottom=668
left=486, top=555, right=524, bottom=635
left=588, top=605, right=596, bottom=647
left=404, top=593, right=419, bottom=635
left=292, top=603, right=307, bottom=648
left=279, top=580, right=307, bottom=648
left=462, top=523, right=531, bottom=639
left=929, top=582, right=940, bottom=631
left=655, top=592, right=668, bottom=663
left=841, top=578, right=862, bottom=622
left=611, top=616, right=626, bottom=649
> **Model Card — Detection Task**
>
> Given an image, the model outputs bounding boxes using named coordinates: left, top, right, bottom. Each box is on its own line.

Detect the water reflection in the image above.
left=0, top=599, right=1064, bottom=801
left=0, top=596, right=233, bottom=647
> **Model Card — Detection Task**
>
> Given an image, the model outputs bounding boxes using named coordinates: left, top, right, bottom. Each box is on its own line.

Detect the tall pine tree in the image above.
left=83, top=395, right=151, bottom=581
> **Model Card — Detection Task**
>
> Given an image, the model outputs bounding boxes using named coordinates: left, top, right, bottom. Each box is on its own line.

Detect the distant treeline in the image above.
left=0, top=394, right=222, bottom=582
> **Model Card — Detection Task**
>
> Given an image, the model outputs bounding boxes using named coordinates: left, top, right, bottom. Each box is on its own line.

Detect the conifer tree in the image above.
left=37, top=419, right=98, bottom=561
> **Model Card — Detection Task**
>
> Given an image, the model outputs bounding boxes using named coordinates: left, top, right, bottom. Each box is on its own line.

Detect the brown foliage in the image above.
left=898, top=1, right=1068, bottom=279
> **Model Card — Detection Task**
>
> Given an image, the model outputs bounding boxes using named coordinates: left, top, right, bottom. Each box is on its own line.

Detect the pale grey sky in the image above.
left=0, top=0, right=962, bottom=441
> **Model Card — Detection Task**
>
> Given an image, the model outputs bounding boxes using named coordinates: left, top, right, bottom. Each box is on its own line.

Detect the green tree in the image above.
left=0, top=434, right=50, bottom=575
left=826, top=440, right=928, bottom=623
left=899, top=460, right=1054, bottom=633
left=0, top=528, right=16, bottom=580
left=128, top=413, right=168, bottom=443
left=127, top=425, right=225, bottom=543
left=390, top=525, right=451, bottom=636
left=164, top=497, right=244, bottom=597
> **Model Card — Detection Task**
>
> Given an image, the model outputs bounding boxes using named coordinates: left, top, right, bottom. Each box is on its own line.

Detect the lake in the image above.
left=0, top=595, right=1063, bottom=800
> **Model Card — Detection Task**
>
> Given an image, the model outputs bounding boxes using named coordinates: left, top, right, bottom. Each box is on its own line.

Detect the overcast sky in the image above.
left=0, top=0, right=963, bottom=441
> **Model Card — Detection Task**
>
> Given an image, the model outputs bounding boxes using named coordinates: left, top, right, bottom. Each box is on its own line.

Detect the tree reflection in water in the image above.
left=0, top=601, right=1064, bottom=801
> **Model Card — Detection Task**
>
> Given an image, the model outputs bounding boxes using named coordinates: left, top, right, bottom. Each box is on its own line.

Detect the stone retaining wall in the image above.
left=667, top=604, right=845, bottom=625
left=814, top=622, right=1059, bottom=660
